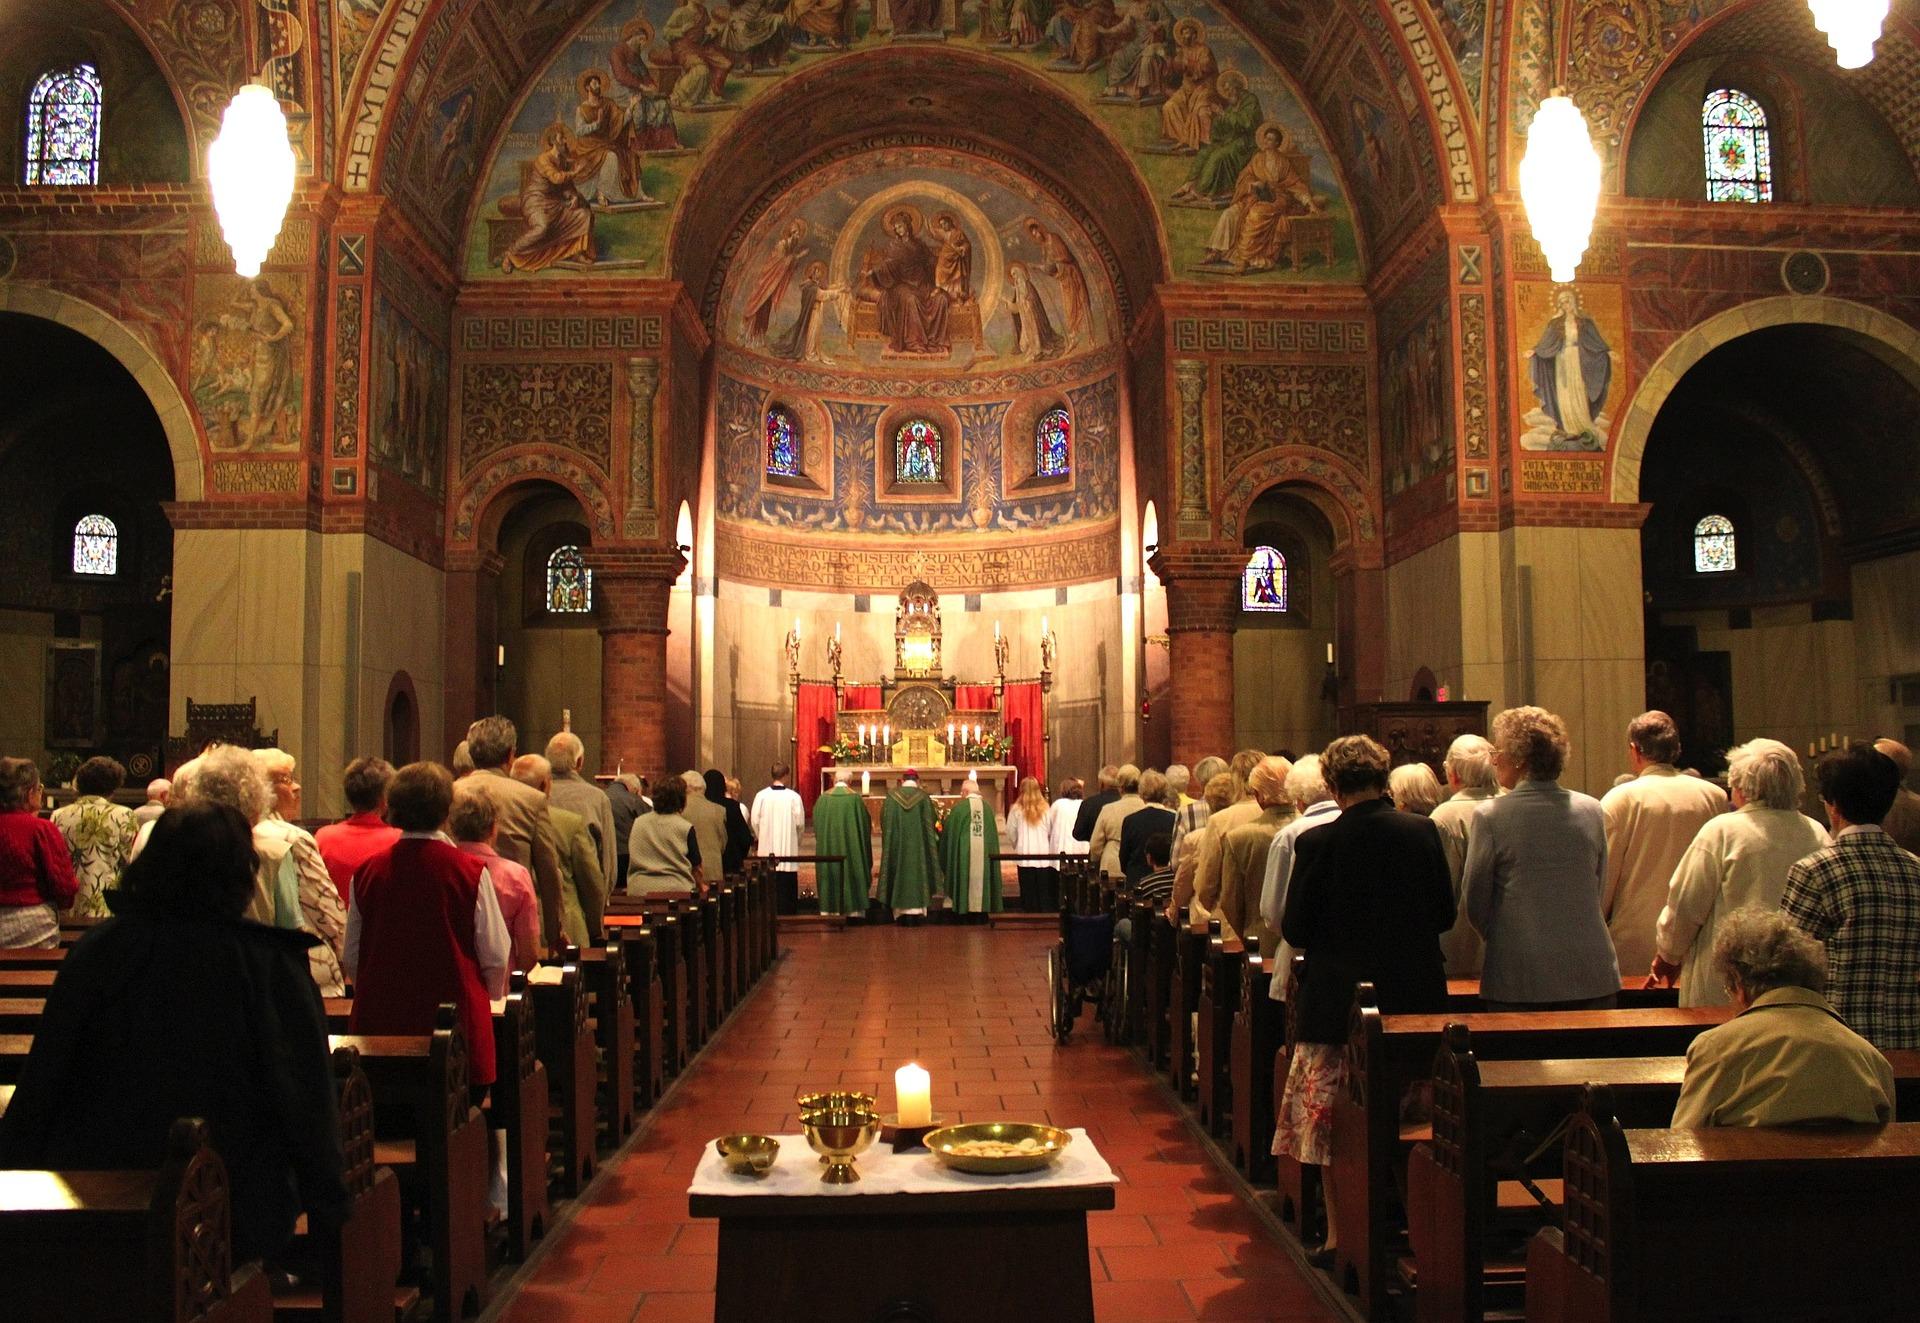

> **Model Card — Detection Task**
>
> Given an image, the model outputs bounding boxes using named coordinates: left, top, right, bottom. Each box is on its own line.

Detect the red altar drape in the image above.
left=795, top=681, right=839, bottom=813
left=842, top=685, right=883, bottom=711
left=1003, top=682, right=1047, bottom=790
left=954, top=685, right=997, bottom=711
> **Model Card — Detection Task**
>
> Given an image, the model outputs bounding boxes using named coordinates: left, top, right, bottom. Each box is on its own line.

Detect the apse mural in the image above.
left=466, top=0, right=1359, bottom=281
left=719, top=147, right=1116, bottom=371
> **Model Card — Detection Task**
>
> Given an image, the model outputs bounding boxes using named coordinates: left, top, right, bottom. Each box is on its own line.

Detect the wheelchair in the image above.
left=1048, top=907, right=1115, bottom=1044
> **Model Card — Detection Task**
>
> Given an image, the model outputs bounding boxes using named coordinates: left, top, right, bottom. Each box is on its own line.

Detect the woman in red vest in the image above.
left=343, top=761, right=509, bottom=1091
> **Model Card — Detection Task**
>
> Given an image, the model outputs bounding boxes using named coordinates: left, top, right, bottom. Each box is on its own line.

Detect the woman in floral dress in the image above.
left=49, top=757, right=137, bottom=918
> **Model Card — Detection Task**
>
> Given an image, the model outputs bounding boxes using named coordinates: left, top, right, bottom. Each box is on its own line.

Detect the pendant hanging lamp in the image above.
left=207, top=80, right=296, bottom=279
left=1519, top=90, right=1602, bottom=284
left=1807, top=0, right=1887, bottom=68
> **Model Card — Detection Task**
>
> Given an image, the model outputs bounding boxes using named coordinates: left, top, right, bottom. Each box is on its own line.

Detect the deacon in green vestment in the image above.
left=939, top=779, right=1003, bottom=918
left=879, top=772, right=941, bottom=921
left=812, top=775, right=873, bottom=917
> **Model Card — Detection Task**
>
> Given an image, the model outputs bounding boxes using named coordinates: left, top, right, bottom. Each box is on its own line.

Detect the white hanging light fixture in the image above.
left=207, top=80, right=296, bottom=279
left=1807, top=0, right=1887, bottom=68
left=1518, top=90, right=1602, bottom=285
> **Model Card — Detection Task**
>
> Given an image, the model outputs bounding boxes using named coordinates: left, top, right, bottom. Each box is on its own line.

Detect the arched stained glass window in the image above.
left=26, top=64, right=103, bottom=186
left=1702, top=89, right=1771, bottom=203
left=766, top=404, right=800, bottom=477
left=1242, top=545, right=1288, bottom=613
left=72, top=513, right=117, bottom=576
left=1035, top=405, right=1071, bottom=478
left=546, top=545, right=592, bottom=612
left=1693, top=514, right=1737, bottom=574
left=895, top=418, right=943, bottom=483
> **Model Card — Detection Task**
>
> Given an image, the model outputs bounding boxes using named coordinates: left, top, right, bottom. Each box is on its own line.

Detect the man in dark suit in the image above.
left=1072, top=764, right=1120, bottom=842
left=1276, top=735, right=1453, bottom=1264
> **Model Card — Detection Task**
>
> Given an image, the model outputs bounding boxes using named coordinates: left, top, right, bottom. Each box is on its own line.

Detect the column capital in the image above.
left=587, top=544, right=686, bottom=636
left=1150, top=544, right=1245, bottom=634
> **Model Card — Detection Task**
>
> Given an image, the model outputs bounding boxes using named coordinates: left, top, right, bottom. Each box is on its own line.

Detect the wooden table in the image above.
left=690, top=1168, right=1114, bottom=1322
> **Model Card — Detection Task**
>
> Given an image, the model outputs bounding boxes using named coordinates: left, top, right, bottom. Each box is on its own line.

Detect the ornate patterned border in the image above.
left=1218, top=449, right=1379, bottom=548
left=451, top=453, right=617, bottom=545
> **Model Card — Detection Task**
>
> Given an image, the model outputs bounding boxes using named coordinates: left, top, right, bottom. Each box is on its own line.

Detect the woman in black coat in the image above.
left=1276, top=735, right=1454, bottom=1264
left=0, top=801, right=347, bottom=1263
left=704, top=768, right=755, bottom=877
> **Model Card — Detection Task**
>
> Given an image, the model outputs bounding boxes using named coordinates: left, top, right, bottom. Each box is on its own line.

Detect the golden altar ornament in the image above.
left=802, top=1107, right=880, bottom=1184
left=923, top=1122, right=1072, bottom=1174
left=715, top=1133, right=780, bottom=1177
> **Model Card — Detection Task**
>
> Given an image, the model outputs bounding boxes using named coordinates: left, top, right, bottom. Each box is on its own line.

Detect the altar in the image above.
left=821, top=764, right=1017, bottom=818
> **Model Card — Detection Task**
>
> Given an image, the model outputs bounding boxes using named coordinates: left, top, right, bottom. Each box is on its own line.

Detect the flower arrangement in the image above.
left=818, top=733, right=863, bottom=762
left=967, top=732, right=1013, bottom=763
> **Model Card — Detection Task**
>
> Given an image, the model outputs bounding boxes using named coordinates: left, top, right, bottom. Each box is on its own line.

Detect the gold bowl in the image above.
left=714, top=1133, right=780, bottom=1177
left=924, top=1122, right=1073, bottom=1174
left=795, top=1089, right=877, bottom=1115
left=801, top=1108, right=879, bottom=1184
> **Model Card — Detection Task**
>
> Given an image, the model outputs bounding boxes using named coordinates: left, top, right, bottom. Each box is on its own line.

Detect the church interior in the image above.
left=6, top=0, right=1920, bottom=1318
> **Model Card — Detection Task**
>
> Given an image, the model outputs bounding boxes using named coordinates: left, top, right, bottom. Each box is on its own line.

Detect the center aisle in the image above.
left=492, top=926, right=1343, bottom=1323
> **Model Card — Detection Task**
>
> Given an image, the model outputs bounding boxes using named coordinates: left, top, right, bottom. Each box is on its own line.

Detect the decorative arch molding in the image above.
left=1217, top=449, right=1379, bottom=560
left=0, top=283, right=203, bottom=500
left=1611, top=295, right=1920, bottom=504
left=451, top=454, right=617, bottom=549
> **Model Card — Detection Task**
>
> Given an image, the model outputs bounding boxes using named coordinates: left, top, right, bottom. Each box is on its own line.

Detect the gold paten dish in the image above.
left=715, top=1133, right=780, bottom=1176
left=924, top=1122, right=1072, bottom=1174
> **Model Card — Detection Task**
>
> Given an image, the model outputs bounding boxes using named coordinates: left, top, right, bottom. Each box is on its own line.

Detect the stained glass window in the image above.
left=546, top=545, right=592, bottom=612
left=766, top=405, right=800, bottom=477
left=1693, top=514, right=1737, bottom=574
left=1242, top=545, right=1288, bottom=613
left=72, top=513, right=117, bottom=576
left=25, top=65, right=103, bottom=187
left=1036, top=406, right=1071, bottom=478
left=1702, top=89, right=1771, bottom=203
left=895, top=418, right=943, bottom=483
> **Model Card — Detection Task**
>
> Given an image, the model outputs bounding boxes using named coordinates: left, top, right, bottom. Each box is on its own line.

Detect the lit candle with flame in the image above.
left=861, top=770, right=870, bottom=795
left=882, top=723, right=891, bottom=747
left=994, top=620, right=1001, bottom=640
left=895, top=1062, right=931, bottom=1127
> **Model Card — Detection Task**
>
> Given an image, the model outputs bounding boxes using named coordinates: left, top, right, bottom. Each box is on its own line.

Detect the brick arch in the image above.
left=1217, top=449, right=1379, bottom=561
left=1610, top=295, right=1920, bottom=504
left=0, top=284, right=203, bottom=500
left=451, top=455, right=617, bottom=549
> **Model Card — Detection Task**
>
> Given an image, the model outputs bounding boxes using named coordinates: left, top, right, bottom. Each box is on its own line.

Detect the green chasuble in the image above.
left=939, top=792, right=1003, bottom=915
left=879, top=784, right=941, bottom=913
left=811, top=786, right=873, bottom=916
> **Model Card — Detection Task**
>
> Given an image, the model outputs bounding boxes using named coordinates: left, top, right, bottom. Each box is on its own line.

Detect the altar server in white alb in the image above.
left=749, top=763, right=805, bottom=872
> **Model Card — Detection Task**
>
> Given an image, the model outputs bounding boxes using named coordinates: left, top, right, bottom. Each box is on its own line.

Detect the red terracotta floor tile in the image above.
left=487, top=928, right=1336, bottom=1323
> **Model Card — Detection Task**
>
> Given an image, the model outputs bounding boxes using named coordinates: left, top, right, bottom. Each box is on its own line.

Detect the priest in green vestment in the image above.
left=812, top=772, right=873, bottom=917
left=940, top=777, right=1003, bottom=920
left=879, top=770, right=941, bottom=924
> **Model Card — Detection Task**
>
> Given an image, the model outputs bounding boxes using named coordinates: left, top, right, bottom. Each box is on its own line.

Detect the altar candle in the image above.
left=858, top=723, right=868, bottom=748
left=861, top=770, right=871, bottom=795
left=835, top=621, right=841, bottom=641
left=1326, top=642, right=1335, bottom=664
left=883, top=723, right=891, bottom=746
left=793, top=617, right=801, bottom=639
left=1041, top=615, right=1049, bottom=638
left=994, top=620, right=1001, bottom=640
left=895, top=1062, right=932, bottom=1127
left=974, top=724, right=983, bottom=744
left=948, top=722, right=956, bottom=745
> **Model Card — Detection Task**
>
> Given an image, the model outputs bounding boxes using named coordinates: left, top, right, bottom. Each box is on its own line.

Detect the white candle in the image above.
left=994, top=620, right=1001, bottom=640
left=974, top=724, right=983, bottom=743
left=1041, top=615, right=1049, bottom=638
left=793, top=617, right=802, bottom=639
left=895, top=1062, right=931, bottom=1127
left=948, top=722, right=955, bottom=744
left=496, top=644, right=505, bottom=667
left=861, top=770, right=870, bottom=795
left=1326, top=642, right=1334, bottom=664
left=835, top=621, right=841, bottom=641
left=883, top=723, right=891, bottom=746
left=858, top=723, right=868, bottom=748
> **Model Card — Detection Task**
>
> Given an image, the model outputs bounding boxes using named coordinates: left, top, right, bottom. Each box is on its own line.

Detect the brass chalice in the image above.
left=795, top=1089, right=877, bottom=1115
left=801, top=1107, right=879, bottom=1184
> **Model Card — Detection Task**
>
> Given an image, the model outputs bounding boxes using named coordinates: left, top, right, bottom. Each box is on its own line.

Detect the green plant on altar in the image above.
left=819, top=733, right=863, bottom=762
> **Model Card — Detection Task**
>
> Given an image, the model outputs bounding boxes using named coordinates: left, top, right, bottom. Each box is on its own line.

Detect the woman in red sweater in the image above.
left=0, top=757, right=78, bottom=947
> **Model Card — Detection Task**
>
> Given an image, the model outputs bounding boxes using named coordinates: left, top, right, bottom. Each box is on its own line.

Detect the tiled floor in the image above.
left=493, top=926, right=1342, bottom=1322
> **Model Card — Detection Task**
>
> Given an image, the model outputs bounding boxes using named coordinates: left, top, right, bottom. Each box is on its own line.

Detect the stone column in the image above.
left=443, top=551, right=503, bottom=746
left=1152, top=547, right=1244, bottom=765
left=592, top=546, right=687, bottom=776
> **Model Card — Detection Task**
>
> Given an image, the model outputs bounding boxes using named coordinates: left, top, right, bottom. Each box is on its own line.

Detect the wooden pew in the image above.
left=1114, top=895, right=1150, bottom=1048
left=1196, top=928, right=1242, bottom=1136
left=531, top=965, right=598, bottom=1197
left=0, top=947, right=67, bottom=970
left=1165, top=920, right=1208, bottom=1100
left=1408, top=1029, right=1920, bottom=1323
left=618, top=924, right=666, bottom=1107
left=491, top=978, right=550, bottom=1263
left=274, top=1046, right=410, bottom=1323
left=572, top=942, right=638, bottom=1142
left=1331, top=986, right=1728, bottom=1320
left=0, top=1032, right=29, bottom=1083
left=1523, top=1087, right=1920, bottom=1322
left=0, top=1117, right=274, bottom=1322
left=1272, top=957, right=1318, bottom=1238
left=605, top=910, right=683, bottom=1077
left=1230, top=954, right=1280, bottom=1183
left=726, top=881, right=749, bottom=1001
left=330, top=1007, right=489, bottom=1323
left=0, top=968, right=56, bottom=997
left=1143, top=911, right=1174, bottom=1074
left=702, top=890, right=725, bottom=1027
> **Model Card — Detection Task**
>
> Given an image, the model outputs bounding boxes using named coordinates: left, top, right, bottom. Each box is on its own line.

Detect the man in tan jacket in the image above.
left=1087, top=764, right=1145, bottom=883
left=546, top=730, right=616, bottom=893
left=1600, top=711, right=1728, bottom=976
left=512, top=754, right=605, bottom=948
left=1190, top=748, right=1268, bottom=920
left=1216, top=755, right=1295, bottom=948
left=466, top=715, right=566, bottom=954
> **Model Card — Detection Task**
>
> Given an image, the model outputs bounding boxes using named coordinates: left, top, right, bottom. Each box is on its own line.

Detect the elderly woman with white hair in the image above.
left=149, top=746, right=301, bottom=935
left=1430, top=734, right=1500, bottom=976
left=1671, top=906, right=1892, bottom=1127
left=252, top=748, right=347, bottom=995
left=1464, top=707, right=1621, bottom=1010
left=1650, top=739, right=1830, bottom=1007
